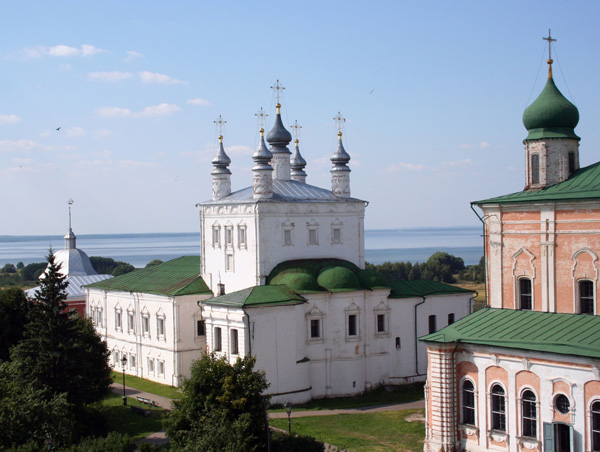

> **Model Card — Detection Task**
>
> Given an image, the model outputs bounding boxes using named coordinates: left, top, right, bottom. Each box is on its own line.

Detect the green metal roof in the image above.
left=204, top=285, right=306, bottom=308
left=420, top=307, right=600, bottom=359
left=387, top=280, right=474, bottom=299
left=473, top=161, right=600, bottom=205
left=85, top=256, right=211, bottom=296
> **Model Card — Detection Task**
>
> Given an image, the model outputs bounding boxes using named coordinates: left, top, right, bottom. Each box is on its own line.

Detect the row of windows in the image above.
left=308, top=312, right=386, bottom=341
left=212, top=224, right=247, bottom=249
left=283, top=226, right=342, bottom=246
left=112, top=350, right=166, bottom=377
left=461, top=380, right=600, bottom=450
left=90, top=307, right=166, bottom=340
left=213, top=327, right=239, bottom=355
left=518, top=278, right=595, bottom=314
left=530, top=151, right=576, bottom=185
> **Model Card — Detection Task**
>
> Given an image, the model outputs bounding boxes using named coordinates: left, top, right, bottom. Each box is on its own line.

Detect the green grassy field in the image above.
left=111, top=371, right=181, bottom=399
left=269, top=409, right=425, bottom=452
left=101, top=392, right=166, bottom=440
left=269, top=382, right=424, bottom=412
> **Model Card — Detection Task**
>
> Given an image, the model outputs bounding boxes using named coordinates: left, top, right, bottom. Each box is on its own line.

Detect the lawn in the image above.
left=269, top=382, right=424, bottom=412
left=101, top=392, right=166, bottom=440
left=269, top=409, right=425, bottom=452
left=111, top=371, right=181, bottom=399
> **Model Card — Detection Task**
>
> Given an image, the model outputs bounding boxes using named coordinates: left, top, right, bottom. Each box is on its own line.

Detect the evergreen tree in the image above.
left=10, top=250, right=112, bottom=408
left=0, top=287, right=31, bottom=361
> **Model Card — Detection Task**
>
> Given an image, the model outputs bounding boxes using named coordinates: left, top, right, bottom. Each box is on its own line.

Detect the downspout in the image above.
left=470, top=202, right=488, bottom=307
left=451, top=340, right=461, bottom=452
left=414, top=296, right=426, bottom=375
left=172, top=296, right=177, bottom=387
left=468, top=291, right=478, bottom=314
left=242, top=307, right=252, bottom=357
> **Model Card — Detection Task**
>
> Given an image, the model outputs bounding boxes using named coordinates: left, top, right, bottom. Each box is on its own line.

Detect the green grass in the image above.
left=101, top=392, right=166, bottom=440
left=112, top=371, right=181, bottom=399
left=269, top=409, right=425, bottom=452
left=269, top=382, right=424, bottom=412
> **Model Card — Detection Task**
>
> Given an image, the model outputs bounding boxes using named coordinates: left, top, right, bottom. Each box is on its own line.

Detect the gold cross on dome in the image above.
left=213, top=115, right=227, bottom=136
left=543, top=29, right=557, bottom=60
left=270, top=80, right=285, bottom=104
left=291, top=120, right=302, bottom=140
left=333, top=112, right=345, bottom=133
left=255, top=107, right=268, bottom=129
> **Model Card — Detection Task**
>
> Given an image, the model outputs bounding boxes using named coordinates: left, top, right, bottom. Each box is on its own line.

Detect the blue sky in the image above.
left=1, top=1, right=599, bottom=235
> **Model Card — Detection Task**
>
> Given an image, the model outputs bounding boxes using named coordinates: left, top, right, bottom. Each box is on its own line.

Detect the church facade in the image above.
left=87, top=84, right=474, bottom=403
left=421, top=47, right=600, bottom=452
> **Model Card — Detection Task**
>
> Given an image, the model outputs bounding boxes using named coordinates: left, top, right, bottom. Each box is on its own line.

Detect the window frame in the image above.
left=230, top=329, right=239, bottom=355
left=127, top=310, right=135, bottom=334
left=531, top=153, right=540, bottom=185
left=212, top=225, right=221, bottom=248
left=308, top=228, right=318, bottom=245
left=237, top=224, right=247, bottom=249
left=591, top=400, right=600, bottom=452
left=462, top=379, right=476, bottom=426
left=115, top=309, right=122, bottom=331
left=214, top=327, right=222, bottom=351
left=490, top=383, right=507, bottom=432
left=579, top=280, right=594, bottom=314
left=197, top=319, right=206, bottom=337
left=519, top=277, right=533, bottom=310
left=428, top=315, right=437, bottom=334
left=347, top=314, right=358, bottom=338
left=224, top=225, right=233, bottom=247
left=157, top=316, right=165, bottom=339
left=520, top=389, right=537, bottom=439
left=141, top=313, right=150, bottom=337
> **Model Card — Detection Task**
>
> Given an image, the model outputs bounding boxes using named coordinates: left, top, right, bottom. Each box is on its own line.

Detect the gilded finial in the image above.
left=219, top=135, right=223, bottom=143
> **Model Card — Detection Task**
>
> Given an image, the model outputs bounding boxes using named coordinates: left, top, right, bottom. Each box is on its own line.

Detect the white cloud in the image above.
left=88, top=71, right=133, bottom=82
left=187, top=98, right=211, bottom=106
left=459, top=143, right=475, bottom=149
left=60, top=64, right=72, bottom=71
left=442, top=159, right=475, bottom=167
left=225, top=145, right=253, bottom=156
left=13, top=158, right=32, bottom=165
left=90, top=150, right=113, bottom=158
left=92, top=129, right=112, bottom=139
left=125, top=50, right=143, bottom=62
left=19, top=44, right=108, bottom=59
left=66, top=127, right=86, bottom=137
left=384, top=162, right=429, bottom=173
left=0, top=139, right=53, bottom=153
left=138, top=71, right=187, bottom=85
left=480, top=141, right=491, bottom=149
left=95, top=106, right=133, bottom=117
left=136, top=103, right=181, bottom=117
left=0, top=114, right=22, bottom=124
left=118, top=160, right=154, bottom=168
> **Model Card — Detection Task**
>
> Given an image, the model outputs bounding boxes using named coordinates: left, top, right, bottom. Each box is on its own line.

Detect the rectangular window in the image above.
left=520, top=278, right=533, bottom=310
left=238, top=226, right=247, bottom=248
left=428, top=315, right=437, bottom=334
left=308, top=229, right=318, bottom=245
left=283, top=229, right=292, bottom=246
left=130, top=354, right=136, bottom=369
left=157, top=317, right=165, bottom=337
left=226, top=254, right=234, bottom=271
left=310, top=319, right=321, bottom=339
left=332, top=228, right=341, bottom=244
left=448, top=313, right=455, bottom=325
left=462, top=380, right=476, bottom=425
left=142, top=316, right=150, bottom=336
left=225, top=227, right=233, bottom=246
left=212, top=226, right=220, bottom=247
left=522, top=391, right=537, bottom=438
left=127, top=312, right=135, bottom=333
left=231, top=329, right=239, bottom=355
left=348, top=314, right=358, bottom=337
left=158, top=360, right=165, bottom=376
left=197, top=320, right=206, bottom=336
left=113, top=350, right=119, bottom=366
left=491, top=385, right=506, bottom=432
left=580, top=280, right=594, bottom=314
left=376, top=314, right=386, bottom=333
left=568, top=152, right=576, bottom=176
left=147, top=357, right=155, bottom=374
left=115, top=311, right=122, bottom=330
left=214, top=327, right=222, bottom=351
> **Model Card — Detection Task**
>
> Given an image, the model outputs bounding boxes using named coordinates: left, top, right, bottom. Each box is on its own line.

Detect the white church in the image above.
left=86, top=83, right=474, bottom=403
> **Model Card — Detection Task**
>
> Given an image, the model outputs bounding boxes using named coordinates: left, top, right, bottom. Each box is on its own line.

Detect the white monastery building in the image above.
left=421, top=36, right=600, bottom=452
left=87, top=82, right=474, bottom=403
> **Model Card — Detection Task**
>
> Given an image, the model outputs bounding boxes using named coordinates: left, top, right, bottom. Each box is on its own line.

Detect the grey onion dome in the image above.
left=291, top=139, right=307, bottom=169
left=211, top=136, right=231, bottom=175
left=253, top=129, right=273, bottom=169
left=330, top=132, right=351, bottom=171
left=266, top=104, right=292, bottom=147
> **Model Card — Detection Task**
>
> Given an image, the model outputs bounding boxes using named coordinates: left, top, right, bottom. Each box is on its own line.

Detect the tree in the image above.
left=112, top=263, right=135, bottom=276
left=21, top=262, right=46, bottom=281
left=16, top=262, right=24, bottom=269
left=10, top=251, right=112, bottom=408
left=145, top=259, right=164, bottom=267
left=0, top=287, right=31, bottom=361
left=1, top=263, right=16, bottom=274
left=164, top=354, right=270, bottom=452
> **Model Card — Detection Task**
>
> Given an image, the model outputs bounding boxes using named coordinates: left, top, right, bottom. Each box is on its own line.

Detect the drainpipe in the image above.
left=470, top=203, right=488, bottom=307
left=242, top=307, right=252, bottom=356
left=468, top=291, right=478, bottom=314
left=414, top=296, right=426, bottom=375
left=451, top=340, right=460, bottom=452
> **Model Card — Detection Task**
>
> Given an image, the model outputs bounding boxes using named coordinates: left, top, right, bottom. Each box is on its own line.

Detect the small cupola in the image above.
left=290, top=120, right=307, bottom=183
left=330, top=112, right=351, bottom=197
left=266, top=80, right=292, bottom=181
left=210, top=116, right=232, bottom=201
left=252, top=128, right=274, bottom=199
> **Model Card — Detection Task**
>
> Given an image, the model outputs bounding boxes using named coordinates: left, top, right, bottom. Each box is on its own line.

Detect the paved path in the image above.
left=268, top=399, right=424, bottom=418
left=110, top=383, right=174, bottom=410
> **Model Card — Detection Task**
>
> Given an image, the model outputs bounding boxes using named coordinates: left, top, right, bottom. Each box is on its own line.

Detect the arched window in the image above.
left=491, top=384, right=506, bottom=432
left=521, top=390, right=537, bottom=438
left=462, top=380, right=476, bottom=425
left=531, top=154, right=540, bottom=185
left=591, top=401, right=600, bottom=452
left=519, top=278, right=533, bottom=310
left=580, top=280, right=594, bottom=314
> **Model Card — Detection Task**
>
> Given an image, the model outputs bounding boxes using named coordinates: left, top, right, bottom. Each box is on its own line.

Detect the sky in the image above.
left=1, top=1, right=600, bottom=236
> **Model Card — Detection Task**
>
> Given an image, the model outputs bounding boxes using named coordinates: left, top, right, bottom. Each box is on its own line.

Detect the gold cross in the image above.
left=290, top=120, right=302, bottom=140
left=333, top=112, right=345, bottom=133
left=543, top=29, right=557, bottom=60
left=255, top=108, right=268, bottom=129
left=270, top=80, right=285, bottom=104
left=213, top=115, right=227, bottom=136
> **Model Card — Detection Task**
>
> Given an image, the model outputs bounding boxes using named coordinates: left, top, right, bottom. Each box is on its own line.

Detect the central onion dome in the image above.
left=522, top=59, right=580, bottom=141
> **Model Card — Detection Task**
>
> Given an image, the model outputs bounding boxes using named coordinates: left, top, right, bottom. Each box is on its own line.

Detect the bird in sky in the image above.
left=56, top=127, right=61, bottom=131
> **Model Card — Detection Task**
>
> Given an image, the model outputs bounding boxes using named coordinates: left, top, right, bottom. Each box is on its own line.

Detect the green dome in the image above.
left=358, top=269, right=387, bottom=288
left=522, top=77, right=579, bottom=141
left=270, top=270, right=319, bottom=291
left=317, top=267, right=360, bottom=291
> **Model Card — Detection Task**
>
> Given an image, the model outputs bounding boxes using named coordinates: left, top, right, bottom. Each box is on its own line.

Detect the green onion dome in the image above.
left=522, top=61, right=579, bottom=141
left=270, top=269, right=319, bottom=291
left=317, top=266, right=360, bottom=290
